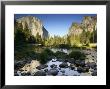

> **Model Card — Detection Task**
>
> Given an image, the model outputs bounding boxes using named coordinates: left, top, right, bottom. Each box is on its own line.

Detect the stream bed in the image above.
left=14, top=49, right=97, bottom=76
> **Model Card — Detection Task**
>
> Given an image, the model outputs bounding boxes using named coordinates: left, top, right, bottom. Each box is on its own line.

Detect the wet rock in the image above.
left=57, top=59, right=63, bottom=62
left=50, top=64, right=57, bottom=68
left=48, top=68, right=59, bottom=76
left=34, top=70, right=46, bottom=76
left=75, top=60, right=81, bottom=67
left=83, top=66, right=89, bottom=72
left=22, top=60, right=28, bottom=64
left=94, top=67, right=97, bottom=70
left=19, top=69, right=24, bottom=72
left=59, top=62, right=68, bottom=68
left=80, top=60, right=85, bottom=67
left=77, top=67, right=83, bottom=73
left=21, top=72, right=31, bottom=76
left=58, top=68, right=61, bottom=70
left=44, top=69, right=48, bottom=72
left=68, top=58, right=75, bottom=63
left=21, top=73, right=27, bottom=76
left=26, top=72, right=31, bottom=76
left=26, top=60, right=32, bottom=64
left=62, top=73, right=65, bottom=76
left=14, top=61, right=25, bottom=70
left=86, top=62, right=96, bottom=69
left=70, top=64, right=75, bottom=70
left=91, top=70, right=97, bottom=76
left=36, top=64, right=48, bottom=70
left=60, top=70, right=65, bottom=73
left=64, top=59, right=69, bottom=62
left=52, top=59, right=57, bottom=62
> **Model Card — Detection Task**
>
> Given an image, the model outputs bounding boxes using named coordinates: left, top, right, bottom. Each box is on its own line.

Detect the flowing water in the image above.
left=43, top=59, right=80, bottom=76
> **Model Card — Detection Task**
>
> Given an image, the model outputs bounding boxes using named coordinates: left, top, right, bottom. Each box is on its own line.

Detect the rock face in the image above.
left=69, top=16, right=97, bottom=35
left=15, top=16, right=48, bottom=38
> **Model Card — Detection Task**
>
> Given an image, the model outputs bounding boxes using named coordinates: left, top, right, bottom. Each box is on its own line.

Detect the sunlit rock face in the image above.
left=69, top=16, right=97, bottom=35
left=69, top=23, right=83, bottom=35
left=82, top=16, right=97, bottom=32
left=16, top=16, right=48, bottom=38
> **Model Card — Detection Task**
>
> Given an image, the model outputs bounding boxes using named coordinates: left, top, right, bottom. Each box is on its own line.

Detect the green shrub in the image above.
left=55, top=51, right=68, bottom=59
left=38, top=48, right=54, bottom=64
left=38, top=52, right=48, bottom=64
left=14, top=44, right=38, bottom=61
left=69, top=50, right=86, bottom=60
left=43, top=48, right=54, bottom=56
left=56, top=44, right=70, bottom=49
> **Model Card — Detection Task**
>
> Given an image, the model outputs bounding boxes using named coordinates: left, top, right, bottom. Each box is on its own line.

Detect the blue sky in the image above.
left=15, top=14, right=96, bottom=37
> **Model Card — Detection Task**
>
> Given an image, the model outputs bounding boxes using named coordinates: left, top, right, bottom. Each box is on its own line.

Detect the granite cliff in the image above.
left=69, top=16, right=97, bottom=35
left=15, top=16, right=48, bottom=38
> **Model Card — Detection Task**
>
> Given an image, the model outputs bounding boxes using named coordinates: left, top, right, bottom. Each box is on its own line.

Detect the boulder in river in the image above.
left=68, top=58, right=75, bottom=63
left=48, top=68, right=59, bottom=76
left=77, top=67, right=83, bottom=73
left=14, top=61, right=25, bottom=70
left=59, top=62, right=68, bottom=68
left=44, top=69, right=48, bottom=72
left=83, top=66, right=90, bottom=72
left=21, top=72, right=31, bottom=76
left=52, top=59, right=57, bottom=62
left=70, top=64, right=75, bottom=70
left=75, top=60, right=81, bottom=67
left=50, top=64, right=57, bottom=68
left=80, top=60, right=85, bottom=67
left=91, top=70, right=97, bottom=76
left=86, top=62, right=96, bottom=69
left=60, top=70, right=65, bottom=73
left=34, top=70, right=46, bottom=76
left=36, top=64, right=48, bottom=70
left=64, top=59, right=69, bottom=62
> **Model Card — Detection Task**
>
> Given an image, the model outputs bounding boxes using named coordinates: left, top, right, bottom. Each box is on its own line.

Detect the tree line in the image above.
left=14, top=20, right=97, bottom=48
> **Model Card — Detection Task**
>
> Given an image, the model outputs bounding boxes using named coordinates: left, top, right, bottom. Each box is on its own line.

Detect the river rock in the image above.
left=68, top=58, right=75, bottom=63
left=91, top=70, right=97, bottom=76
left=21, top=73, right=27, bottom=76
left=75, top=60, right=81, bottom=67
left=57, top=59, right=63, bottom=62
left=26, top=72, right=31, bottom=76
left=48, top=68, right=59, bottom=76
left=60, top=70, right=65, bottom=73
left=59, top=62, right=68, bottom=68
left=64, top=59, right=69, bottom=62
left=36, top=64, right=48, bottom=70
left=86, top=62, right=96, bottom=69
left=44, top=69, right=48, bottom=72
left=80, top=60, right=85, bottom=67
left=34, top=70, right=46, bottom=76
left=52, top=59, right=57, bottom=62
left=50, top=64, right=57, bottom=68
left=70, top=64, right=75, bottom=70
left=77, top=67, right=83, bottom=73
left=14, top=61, right=25, bottom=70
left=83, top=66, right=90, bottom=72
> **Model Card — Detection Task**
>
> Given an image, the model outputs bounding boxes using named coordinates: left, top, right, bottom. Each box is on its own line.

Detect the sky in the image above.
left=15, top=14, right=96, bottom=37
